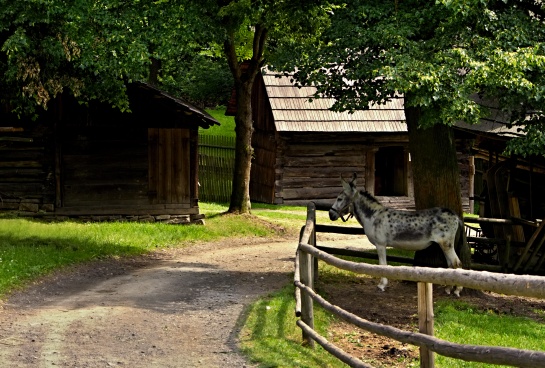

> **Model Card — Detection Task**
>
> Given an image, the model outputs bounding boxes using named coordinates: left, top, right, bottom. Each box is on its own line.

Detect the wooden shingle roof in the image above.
left=262, top=72, right=406, bottom=133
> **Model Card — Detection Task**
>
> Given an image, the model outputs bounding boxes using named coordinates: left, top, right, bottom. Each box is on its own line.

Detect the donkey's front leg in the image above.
left=439, top=241, right=463, bottom=297
left=376, top=245, right=388, bottom=291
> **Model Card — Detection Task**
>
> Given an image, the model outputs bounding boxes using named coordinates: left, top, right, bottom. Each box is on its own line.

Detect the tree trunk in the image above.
left=223, top=25, right=267, bottom=214
left=148, top=57, right=161, bottom=86
left=228, top=81, right=253, bottom=213
left=405, top=100, right=471, bottom=269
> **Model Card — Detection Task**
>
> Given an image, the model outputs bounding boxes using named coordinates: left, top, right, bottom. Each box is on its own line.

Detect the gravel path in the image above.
left=0, top=238, right=299, bottom=368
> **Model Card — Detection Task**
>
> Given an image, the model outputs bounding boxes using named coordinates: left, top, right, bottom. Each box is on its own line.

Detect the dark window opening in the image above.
left=375, top=146, right=406, bottom=196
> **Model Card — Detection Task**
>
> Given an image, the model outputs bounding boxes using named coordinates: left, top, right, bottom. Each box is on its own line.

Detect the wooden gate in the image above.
left=148, top=128, right=190, bottom=204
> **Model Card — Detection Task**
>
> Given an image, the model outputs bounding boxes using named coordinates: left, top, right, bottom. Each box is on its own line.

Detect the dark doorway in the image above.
left=375, top=146, right=406, bottom=196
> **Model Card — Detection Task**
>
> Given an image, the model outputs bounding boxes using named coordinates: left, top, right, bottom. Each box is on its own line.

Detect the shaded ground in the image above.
left=1, top=233, right=545, bottom=367
left=322, top=277, right=545, bottom=367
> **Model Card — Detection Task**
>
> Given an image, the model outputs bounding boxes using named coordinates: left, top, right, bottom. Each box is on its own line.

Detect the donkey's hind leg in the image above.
left=375, top=245, right=388, bottom=291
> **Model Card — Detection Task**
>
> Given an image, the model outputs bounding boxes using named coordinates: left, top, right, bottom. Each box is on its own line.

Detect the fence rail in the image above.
left=198, top=134, right=235, bottom=203
left=294, top=202, right=545, bottom=368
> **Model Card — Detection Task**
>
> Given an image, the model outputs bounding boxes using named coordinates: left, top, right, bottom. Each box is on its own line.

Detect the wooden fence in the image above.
left=198, top=134, right=235, bottom=203
left=294, top=202, right=545, bottom=368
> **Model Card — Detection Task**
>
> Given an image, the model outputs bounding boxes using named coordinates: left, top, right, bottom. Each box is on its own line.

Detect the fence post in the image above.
left=309, top=202, right=318, bottom=283
left=418, top=282, right=435, bottom=367
left=299, top=248, right=315, bottom=348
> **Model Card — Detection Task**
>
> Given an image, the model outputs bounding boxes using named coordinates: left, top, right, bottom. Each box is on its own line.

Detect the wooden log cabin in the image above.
left=244, top=70, right=413, bottom=207
left=0, top=82, right=218, bottom=223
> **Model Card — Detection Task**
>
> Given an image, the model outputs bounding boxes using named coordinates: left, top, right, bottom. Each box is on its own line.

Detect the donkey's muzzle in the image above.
left=329, top=209, right=340, bottom=221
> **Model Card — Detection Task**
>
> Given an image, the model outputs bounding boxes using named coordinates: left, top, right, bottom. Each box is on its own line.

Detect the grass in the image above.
left=434, top=300, right=545, bottom=368
left=202, top=106, right=236, bottom=137
left=239, top=284, right=347, bottom=368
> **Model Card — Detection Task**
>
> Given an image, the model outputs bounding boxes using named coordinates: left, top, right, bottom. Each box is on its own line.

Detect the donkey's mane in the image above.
left=360, top=190, right=381, bottom=205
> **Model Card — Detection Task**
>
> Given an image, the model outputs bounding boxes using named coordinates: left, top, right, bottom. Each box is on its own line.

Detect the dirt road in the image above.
left=0, top=237, right=299, bottom=368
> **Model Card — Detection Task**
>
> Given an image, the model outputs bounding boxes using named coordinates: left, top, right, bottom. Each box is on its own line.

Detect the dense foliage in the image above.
left=274, top=0, right=545, bottom=157
left=0, top=0, right=220, bottom=115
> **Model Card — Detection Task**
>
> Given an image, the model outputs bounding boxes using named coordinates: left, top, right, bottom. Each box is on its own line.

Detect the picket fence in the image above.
left=198, top=134, right=235, bottom=203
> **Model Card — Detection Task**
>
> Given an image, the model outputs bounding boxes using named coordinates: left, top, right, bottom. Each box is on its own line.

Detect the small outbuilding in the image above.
left=0, top=82, right=218, bottom=223
left=247, top=70, right=413, bottom=207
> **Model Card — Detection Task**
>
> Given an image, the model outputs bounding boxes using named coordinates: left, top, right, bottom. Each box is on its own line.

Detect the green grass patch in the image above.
left=202, top=106, right=236, bottom=137
left=0, top=209, right=284, bottom=297
left=434, top=300, right=545, bottom=367
left=240, top=284, right=346, bottom=368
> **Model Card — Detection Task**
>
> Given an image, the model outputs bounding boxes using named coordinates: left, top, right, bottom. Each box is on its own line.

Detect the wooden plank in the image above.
left=53, top=205, right=198, bottom=216
left=486, top=163, right=504, bottom=238
left=148, top=128, right=159, bottom=202
left=0, top=161, right=42, bottom=168
left=163, top=128, right=173, bottom=203
left=156, top=128, right=166, bottom=203
left=283, top=155, right=364, bottom=167
left=63, top=173, right=148, bottom=185
left=0, top=183, right=45, bottom=193
left=0, top=168, right=46, bottom=176
left=495, top=165, right=515, bottom=242
left=284, top=144, right=365, bottom=156
left=282, top=187, right=347, bottom=200
left=281, top=177, right=351, bottom=188
left=514, top=221, right=545, bottom=272
left=508, top=194, right=525, bottom=242
left=172, top=128, right=183, bottom=203
left=0, top=150, right=43, bottom=160
left=282, top=166, right=363, bottom=178
left=63, top=183, right=149, bottom=202
left=180, top=129, right=191, bottom=203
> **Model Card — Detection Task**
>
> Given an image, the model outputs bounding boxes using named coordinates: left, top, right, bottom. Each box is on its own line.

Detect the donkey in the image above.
left=329, top=173, right=464, bottom=296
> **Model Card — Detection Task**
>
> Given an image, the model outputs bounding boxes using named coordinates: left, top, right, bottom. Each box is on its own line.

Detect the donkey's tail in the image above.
left=456, top=217, right=469, bottom=268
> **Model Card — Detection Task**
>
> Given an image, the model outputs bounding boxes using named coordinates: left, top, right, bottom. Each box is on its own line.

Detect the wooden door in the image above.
left=148, top=128, right=190, bottom=204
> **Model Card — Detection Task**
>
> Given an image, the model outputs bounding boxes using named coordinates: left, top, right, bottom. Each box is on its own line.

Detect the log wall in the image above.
left=62, top=125, right=149, bottom=207
left=0, top=124, right=56, bottom=212
left=274, top=132, right=410, bottom=206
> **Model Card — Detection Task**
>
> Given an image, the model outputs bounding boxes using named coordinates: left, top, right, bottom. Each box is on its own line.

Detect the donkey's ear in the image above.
left=341, top=178, right=351, bottom=191
left=350, top=172, right=357, bottom=187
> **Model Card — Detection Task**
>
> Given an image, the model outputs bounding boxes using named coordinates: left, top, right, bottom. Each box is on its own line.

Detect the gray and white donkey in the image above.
left=329, top=173, right=464, bottom=296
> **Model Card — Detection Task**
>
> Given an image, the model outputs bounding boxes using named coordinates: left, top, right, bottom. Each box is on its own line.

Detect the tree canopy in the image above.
left=0, top=0, right=207, bottom=116
left=274, top=0, right=545, bottom=157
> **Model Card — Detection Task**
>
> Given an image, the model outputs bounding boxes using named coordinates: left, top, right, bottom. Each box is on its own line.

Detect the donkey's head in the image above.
left=329, top=173, right=358, bottom=222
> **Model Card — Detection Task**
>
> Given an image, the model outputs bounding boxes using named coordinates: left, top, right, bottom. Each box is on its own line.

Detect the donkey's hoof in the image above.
left=453, top=287, right=463, bottom=297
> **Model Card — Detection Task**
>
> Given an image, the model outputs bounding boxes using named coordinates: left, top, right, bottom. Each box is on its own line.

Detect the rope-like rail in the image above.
left=295, top=279, right=545, bottom=368
left=296, top=319, right=373, bottom=368
left=299, top=242, right=545, bottom=299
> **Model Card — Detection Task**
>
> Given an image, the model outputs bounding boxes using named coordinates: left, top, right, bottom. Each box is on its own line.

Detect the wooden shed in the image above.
left=248, top=71, right=413, bottom=207
left=0, top=82, right=218, bottom=223
left=453, top=118, right=545, bottom=273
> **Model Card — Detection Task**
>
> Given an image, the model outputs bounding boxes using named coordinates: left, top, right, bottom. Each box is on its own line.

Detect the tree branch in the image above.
left=223, top=31, right=241, bottom=83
